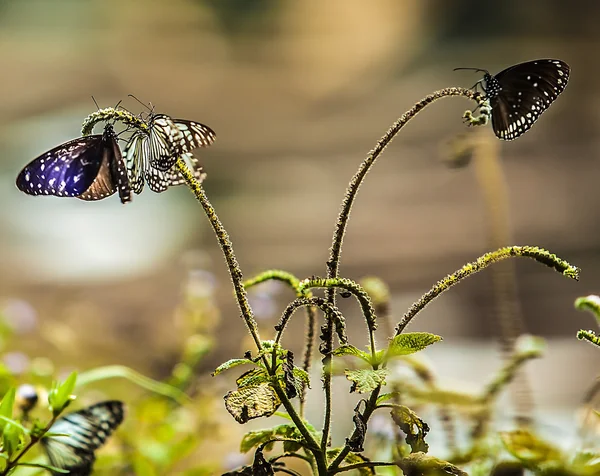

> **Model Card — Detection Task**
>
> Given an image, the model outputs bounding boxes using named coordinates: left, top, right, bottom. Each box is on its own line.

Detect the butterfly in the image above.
left=124, top=130, right=208, bottom=193
left=136, top=111, right=216, bottom=172
left=40, top=400, right=125, bottom=476
left=455, top=59, right=570, bottom=140
left=16, top=123, right=132, bottom=204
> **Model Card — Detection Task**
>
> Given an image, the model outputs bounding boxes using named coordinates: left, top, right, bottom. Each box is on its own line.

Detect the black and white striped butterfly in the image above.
left=41, top=400, right=125, bottom=476
left=139, top=112, right=216, bottom=172
left=124, top=130, right=208, bottom=193
left=16, top=124, right=132, bottom=204
left=455, top=59, right=570, bottom=140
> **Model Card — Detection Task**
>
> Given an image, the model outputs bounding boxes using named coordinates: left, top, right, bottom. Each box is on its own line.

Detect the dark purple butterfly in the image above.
left=455, top=59, right=570, bottom=140
left=16, top=124, right=132, bottom=204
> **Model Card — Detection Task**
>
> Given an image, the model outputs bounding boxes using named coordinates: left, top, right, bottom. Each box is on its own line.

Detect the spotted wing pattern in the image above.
left=40, top=400, right=125, bottom=476
left=483, top=59, right=569, bottom=140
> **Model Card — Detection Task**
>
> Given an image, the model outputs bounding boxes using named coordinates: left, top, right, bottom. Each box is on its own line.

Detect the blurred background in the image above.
left=1, top=0, right=599, bottom=470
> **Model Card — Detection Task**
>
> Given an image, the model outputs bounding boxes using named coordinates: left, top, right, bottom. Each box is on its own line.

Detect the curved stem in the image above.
left=322, top=87, right=485, bottom=449
left=81, top=107, right=147, bottom=136
left=275, top=297, right=347, bottom=347
left=175, top=159, right=262, bottom=351
left=243, top=270, right=318, bottom=415
left=327, top=387, right=382, bottom=472
left=299, top=277, right=377, bottom=357
left=395, top=245, right=580, bottom=336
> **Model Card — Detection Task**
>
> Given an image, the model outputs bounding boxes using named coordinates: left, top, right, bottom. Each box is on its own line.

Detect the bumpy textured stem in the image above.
left=176, top=159, right=262, bottom=350
left=275, top=296, right=347, bottom=347
left=395, top=246, right=580, bottom=336
left=299, top=277, right=377, bottom=355
left=323, top=87, right=485, bottom=449
left=81, top=107, right=147, bottom=136
left=243, top=270, right=318, bottom=415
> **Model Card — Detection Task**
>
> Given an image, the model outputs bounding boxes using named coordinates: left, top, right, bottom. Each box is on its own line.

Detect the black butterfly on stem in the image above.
left=41, top=400, right=125, bottom=476
left=455, top=59, right=570, bottom=140
left=16, top=122, right=133, bottom=204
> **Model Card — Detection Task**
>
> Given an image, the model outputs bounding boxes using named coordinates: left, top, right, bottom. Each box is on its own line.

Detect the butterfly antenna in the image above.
left=453, top=67, right=490, bottom=74
left=128, top=94, right=153, bottom=112
left=91, top=96, right=100, bottom=110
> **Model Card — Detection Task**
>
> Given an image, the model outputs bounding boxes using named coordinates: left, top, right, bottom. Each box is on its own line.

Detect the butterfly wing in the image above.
left=41, top=400, right=125, bottom=476
left=173, top=119, right=216, bottom=151
left=16, top=136, right=106, bottom=197
left=166, top=152, right=208, bottom=187
left=491, top=59, right=569, bottom=140
left=148, top=114, right=186, bottom=172
left=124, top=130, right=147, bottom=194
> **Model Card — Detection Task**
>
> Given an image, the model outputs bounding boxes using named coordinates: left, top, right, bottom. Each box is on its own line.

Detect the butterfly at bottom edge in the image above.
left=40, top=400, right=126, bottom=476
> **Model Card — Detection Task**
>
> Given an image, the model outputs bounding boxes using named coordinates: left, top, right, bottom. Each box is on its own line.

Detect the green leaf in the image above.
left=575, top=295, right=600, bottom=328
left=370, top=349, right=386, bottom=366
left=48, top=371, right=77, bottom=415
left=212, top=359, right=255, bottom=376
left=236, top=368, right=270, bottom=389
left=499, top=430, right=562, bottom=466
left=344, top=369, right=388, bottom=393
left=3, top=422, right=23, bottom=458
left=572, top=450, right=600, bottom=472
left=224, top=383, right=281, bottom=424
left=17, top=462, right=70, bottom=473
left=292, top=368, right=310, bottom=389
left=332, top=345, right=371, bottom=364
left=398, top=452, right=467, bottom=476
left=0, top=388, right=15, bottom=432
left=390, top=405, right=430, bottom=454
left=326, top=449, right=376, bottom=476
left=387, top=333, right=442, bottom=358
left=240, top=424, right=305, bottom=454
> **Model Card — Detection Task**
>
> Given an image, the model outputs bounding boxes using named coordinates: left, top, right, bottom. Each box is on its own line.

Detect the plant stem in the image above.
left=327, top=387, right=381, bottom=472
left=275, top=297, right=346, bottom=347
left=176, top=159, right=262, bottom=352
left=299, top=277, right=377, bottom=357
left=323, top=87, right=485, bottom=450
left=243, top=270, right=318, bottom=415
left=81, top=107, right=147, bottom=136
left=332, top=461, right=397, bottom=474
left=269, top=383, right=328, bottom=475
left=1, top=416, right=58, bottom=475
left=395, top=246, right=580, bottom=336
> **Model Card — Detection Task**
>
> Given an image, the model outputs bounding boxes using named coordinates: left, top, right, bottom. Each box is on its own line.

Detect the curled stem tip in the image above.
left=81, top=107, right=147, bottom=136
left=395, top=246, right=579, bottom=336
left=243, top=270, right=301, bottom=292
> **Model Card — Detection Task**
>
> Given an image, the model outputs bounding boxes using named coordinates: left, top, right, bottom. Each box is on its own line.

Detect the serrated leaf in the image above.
left=390, top=405, right=430, bottom=454
left=398, top=452, right=467, bottom=476
left=344, top=369, right=388, bottom=393
left=292, top=368, right=310, bottom=389
left=499, top=430, right=562, bottom=466
left=212, top=359, right=254, bottom=376
left=236, top=368, right=270, bottom=389
left=332, top=345, right=371, bottom=363
left=241, top=428, right=278, bottom=453
left=241, top=424, right=305, bottom=454
left=387, top=333, right=442, bottom=358
left=224, top=383, right=281, bottom=424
